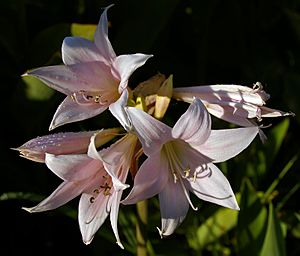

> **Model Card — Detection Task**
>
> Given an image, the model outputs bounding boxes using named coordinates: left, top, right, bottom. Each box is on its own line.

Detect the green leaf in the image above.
left=237, top=178, right=268, bottom=256
left=195, top=205, right=239, bottom=248
left=263, top=155, right=298, bottom=203
left=0, top=191, right=43, bottom=202
left=264, top=119, right=290, bottom=168
left=260, top=203, right=286, bottom=256
left=22, top=76, right=55, bottom=101
left=71, top=23, right=97, bottom=41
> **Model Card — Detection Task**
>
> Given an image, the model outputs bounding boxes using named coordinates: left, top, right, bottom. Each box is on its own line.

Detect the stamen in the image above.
left=195, top=167, right=212, bottom=179
left=71, top=90, right=108, bottom=106
left=184, top=167, right=190, bottom=178
left=173, top=172, right=178, bottom=183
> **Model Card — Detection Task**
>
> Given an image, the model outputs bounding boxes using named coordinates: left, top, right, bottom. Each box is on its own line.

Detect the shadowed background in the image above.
left=1, top=0, right=300, bottom=255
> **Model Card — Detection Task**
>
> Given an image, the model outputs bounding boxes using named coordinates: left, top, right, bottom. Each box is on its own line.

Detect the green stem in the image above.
left=136, top=200, right=148, bottom=256
left=263, top=155, right=298, bottom=202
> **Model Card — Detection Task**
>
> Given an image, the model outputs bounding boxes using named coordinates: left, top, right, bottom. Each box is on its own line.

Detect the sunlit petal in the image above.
left=126, top=107, right=172, bottom=156
left=187, top=163, right=239, bottom=210
left=23, top=180, right=86, bottom=213
left=45, top=153, right=101, bottom=181
left=94, top=4, right=116, bottom=63
left=172, top=98, right=211, bottom=145
left=122, top=152, right=169, bottom=205
left=196, top=126, right=259, bottom=163
left=158, top=180, right=189, bottom=237
left=62, top=37, right=105, bottom=65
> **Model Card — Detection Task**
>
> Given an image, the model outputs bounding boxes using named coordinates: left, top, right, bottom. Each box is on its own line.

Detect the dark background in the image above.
left=1, top=0, right=300, bottom=255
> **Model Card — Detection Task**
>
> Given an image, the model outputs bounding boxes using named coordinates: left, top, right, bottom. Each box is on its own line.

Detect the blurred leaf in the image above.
left=0, top=191, right=43, bottom=202
left=237, top=178, right=268, bottom=256
left=263, top=154, right=298, bottom=203
left=71, top=23, right=97, bottom=41
left=260, top=203, right=286, bottom=256
left=264, top=118, right=290, bottom=168
left=195, top=206, right=238, bottom=248
left=22, top=76, right=55, bottom=101
left=28, top=23, right=70, bottom=67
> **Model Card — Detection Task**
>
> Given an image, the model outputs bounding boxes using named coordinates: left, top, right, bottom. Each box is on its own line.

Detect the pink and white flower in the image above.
left=23, top=5, right=152, bottom=130
left=122, top=98, right=259, bottom=237
left=22, top=132, right=138, bottom=248
left=173, top=82, right=294, bottom=126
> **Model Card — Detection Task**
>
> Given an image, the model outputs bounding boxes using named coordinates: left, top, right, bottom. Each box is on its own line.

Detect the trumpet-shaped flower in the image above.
left=173, top=82, right=294, bottom=126
left=122, top=98, right=259, bottom=237
left=22, top=132, right=138, bottom=248
left=13, top=128, right=120, bottom=163
left=23, top=5, right=152, bottom=130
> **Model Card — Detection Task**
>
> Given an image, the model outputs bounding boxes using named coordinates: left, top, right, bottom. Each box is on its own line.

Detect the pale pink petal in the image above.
left=125, top=107, right=172, bottom=156
left=49, top=95, right=108, bottom=130
left=79, top=189, right=110, bottom=244
left=45, top=153, right=101, bottom=181
left=158, top=180, right=189, bottom=237
left=109, top=89, right=131, bottom=131
left=22, top=180, right=86, bottom=213
left=261, top=106, right=295, bottom=118
left=94, top=5, right=116, bottom=64
left=62, top=37, right=105, bottom=65
left=113, top=54, right=153, bottom=93
left=14, top=131, right=99, bottom=162
left=172, top=98, right=211, bottom=145
left=187, top=163, right=239, bottom=210
left=173, top=84, right=268, bottom=106
left=25, top=61, right=117, bottom=95
left=203, top=101, right=258, bottom=126
left=196, top=126, right=259, bottom=163
left=109, top=191, right=124, bottom=249
left=88, top=133, right=130, bottom=191
left=122, top=152, right=169, bottom=205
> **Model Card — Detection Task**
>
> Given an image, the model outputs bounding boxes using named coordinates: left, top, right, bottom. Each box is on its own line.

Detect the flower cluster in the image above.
left=15, top=5, right=294, bottom=249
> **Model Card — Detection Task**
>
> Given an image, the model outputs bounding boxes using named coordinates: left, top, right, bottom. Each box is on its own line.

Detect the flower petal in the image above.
left=109, top=89, right=131, bottom=131
left=122, top=152, right=169, bottom=205
left=94, top=4, right=116, bottom=64
left=261, top=106, right=295, bottom=118
left=88, top=133, right=132, bottom=191
left=158, top=180, right=189, bottom=237
left=125, top=107, right=172, bottom=156
left=25, top=61, right=117, bottom=95
left=62, top=37, right=105, bottom=65
left=172, top=98, right=211, bottom=145
left=173, top=84, right=268, bottom=106
left=203, top=101, right=260, bottom=126
left=45, top=153, right=101, bottom=181
left=13, top=130, right=98, bottom=163
left=49, top=95, right=108, bottom=130
left=109, top=191, right=124, bottom=249
left=79, top=189, right=110, bottom=244
left=187, top=163, right=239, bottom=210
left=196, top=126, right=259, bottom=163
left=22, top=180, right=85, bottom=212
left=113, top=54, right=153, bottom=93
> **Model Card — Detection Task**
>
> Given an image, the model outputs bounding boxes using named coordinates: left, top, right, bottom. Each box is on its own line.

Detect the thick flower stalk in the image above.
left=22, top=131, right=138, bottom=248
left=173, top=82, right=294, bottom=126
left=23, top=5, right=152, bottom=130
left=122, top=98, right=259, bottom=237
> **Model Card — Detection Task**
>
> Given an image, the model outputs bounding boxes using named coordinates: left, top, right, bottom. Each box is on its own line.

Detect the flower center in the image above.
left=89, top=174, right=112, bottom=203
left=163, top=140, right=212, bottom=183
left=71, top=90, right=109, bottom=106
